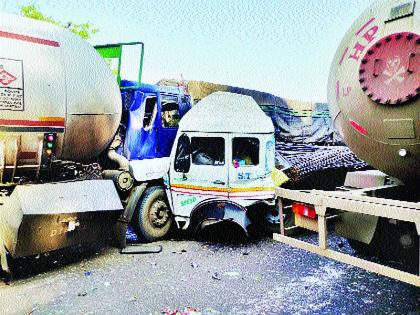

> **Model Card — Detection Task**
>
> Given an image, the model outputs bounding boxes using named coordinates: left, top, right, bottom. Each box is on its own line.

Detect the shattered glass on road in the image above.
left=1, top=234, right=420, bottom=315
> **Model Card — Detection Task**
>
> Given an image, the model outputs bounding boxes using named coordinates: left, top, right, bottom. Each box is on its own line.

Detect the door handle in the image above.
left=213, top=180, right=225, bottom=185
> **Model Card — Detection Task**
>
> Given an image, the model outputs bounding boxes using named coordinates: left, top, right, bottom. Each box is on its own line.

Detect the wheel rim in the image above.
left=400, top=232, right=415, bottom=249
left=148, top=200, right=170, bottom=228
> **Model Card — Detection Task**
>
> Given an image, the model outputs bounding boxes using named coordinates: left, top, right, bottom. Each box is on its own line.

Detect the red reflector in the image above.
left=349, top=119, right=367, bottom=136
left=292, top=202, right=317, bottom=219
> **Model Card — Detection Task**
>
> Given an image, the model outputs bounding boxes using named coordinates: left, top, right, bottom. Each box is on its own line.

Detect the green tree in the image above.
left=20, top=5, right=98, bottom=40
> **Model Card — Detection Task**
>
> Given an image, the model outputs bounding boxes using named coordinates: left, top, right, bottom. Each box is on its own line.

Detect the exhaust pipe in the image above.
left=106, top=132, right=130, bottom=172
left=103, top=132, right=134, bottom=191
left=107, top=150, right=130, bottom=172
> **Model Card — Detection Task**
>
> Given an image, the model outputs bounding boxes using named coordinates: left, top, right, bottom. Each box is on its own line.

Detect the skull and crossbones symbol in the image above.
left=382, top=56, right=406, bottom=85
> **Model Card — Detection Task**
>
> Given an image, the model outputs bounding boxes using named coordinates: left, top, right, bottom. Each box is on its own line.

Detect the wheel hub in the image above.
left=400, top=233, right=414, bottom=248
left=149, top=200, right=169, bottom=227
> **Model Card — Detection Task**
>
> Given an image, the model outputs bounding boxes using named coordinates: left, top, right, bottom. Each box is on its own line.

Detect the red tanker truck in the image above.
left=274, top=0, right=420, bottom=286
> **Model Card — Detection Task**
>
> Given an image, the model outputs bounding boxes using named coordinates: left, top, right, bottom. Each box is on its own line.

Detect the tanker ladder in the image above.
left=273, top=187, right=420, bottom=287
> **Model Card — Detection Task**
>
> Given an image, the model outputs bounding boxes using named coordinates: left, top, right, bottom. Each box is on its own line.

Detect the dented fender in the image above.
left=189, top=200, right=251, bottom=234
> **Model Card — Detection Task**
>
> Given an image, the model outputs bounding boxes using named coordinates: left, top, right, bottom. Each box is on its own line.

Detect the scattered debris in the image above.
left=120, top=244, right=163, bottom=255
left=212, top=272, right=222, bottom=281
left=27, top=306, right=38, bottom=315
left=84, top=271, right=92, bottom=277
left=126, top=226, right=139, bottom=242
left=162, top=306, right=200, bottom=315
left=77, top=292, right=87, bottom=297
left=171, top=249, right=187, bottom=254
left=253, top=275, right=262, bottom=282
left=223, top=271, right=240, bottom=278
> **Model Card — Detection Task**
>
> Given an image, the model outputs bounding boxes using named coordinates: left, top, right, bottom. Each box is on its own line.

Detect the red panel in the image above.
left=19, top=151, right=37, bottom=159
left=359, top=32, right=419, bottom=105
left=0, top=30, right=60, bottom=47
left=0, top=119, right=65, bottom=127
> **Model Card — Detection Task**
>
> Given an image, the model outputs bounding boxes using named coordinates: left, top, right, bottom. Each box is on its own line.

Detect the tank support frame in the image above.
left=273, top=187, right=420, bottom=287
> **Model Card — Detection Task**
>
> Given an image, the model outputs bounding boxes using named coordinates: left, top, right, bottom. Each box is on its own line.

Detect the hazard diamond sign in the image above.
left=0, top=69, right=17, bottom=86
left=0, top=58, right=24, bottom=111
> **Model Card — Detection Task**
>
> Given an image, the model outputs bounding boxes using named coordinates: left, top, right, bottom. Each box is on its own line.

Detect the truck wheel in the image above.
left=347, top=239, right=375, bottom=257
left=348, top=219, right=419, bottom=273
left=383, top=220, right=418, bottom=273
left=133, top=186, right=173, bottom=242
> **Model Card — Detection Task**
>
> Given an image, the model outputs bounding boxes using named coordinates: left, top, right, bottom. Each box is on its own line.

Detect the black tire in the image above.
left=247, top=202, right=295, bottom=236
left=263, top=207, right=295, bottom=234
left=133, top=186, right=173, bottom=242
left=348, top=239, right=375, bottom=257
left=380, top=220, right=418, bottom=273
left=348, top=219, right=419, bottom=273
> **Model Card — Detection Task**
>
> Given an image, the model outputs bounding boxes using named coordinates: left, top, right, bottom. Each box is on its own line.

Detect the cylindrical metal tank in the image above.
left=328, top=0, right=419, bottom=182
left=0, top=13, right=121, bottom=182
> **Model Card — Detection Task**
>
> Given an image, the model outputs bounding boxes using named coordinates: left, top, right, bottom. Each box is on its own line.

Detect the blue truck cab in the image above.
left=121, top=81, right=192, bottom=160
left=94, top=42, right=192, bottom=161
left=95, top=41, right=195, bottom=242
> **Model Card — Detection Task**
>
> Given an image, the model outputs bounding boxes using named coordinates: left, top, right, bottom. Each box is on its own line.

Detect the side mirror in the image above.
left=174, top=134, right=191, bottom=173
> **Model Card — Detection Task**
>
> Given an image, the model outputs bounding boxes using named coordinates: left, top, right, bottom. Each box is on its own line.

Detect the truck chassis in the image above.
left=273, top=186, right=420, bottom=287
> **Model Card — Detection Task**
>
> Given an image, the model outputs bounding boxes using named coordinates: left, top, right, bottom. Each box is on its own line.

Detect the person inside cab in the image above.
left=232, top=138, right=259, bottom=168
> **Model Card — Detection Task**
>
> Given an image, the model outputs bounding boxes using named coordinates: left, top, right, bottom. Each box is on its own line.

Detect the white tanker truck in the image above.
left=0, top=13, right=126, bottom=278
left=274, top=0, right=420, bottom=286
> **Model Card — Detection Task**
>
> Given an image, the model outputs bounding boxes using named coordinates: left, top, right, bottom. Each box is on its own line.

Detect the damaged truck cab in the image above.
left=130, top=92, right=277, bottom=241
left=121, top=82, right=191, bottom=161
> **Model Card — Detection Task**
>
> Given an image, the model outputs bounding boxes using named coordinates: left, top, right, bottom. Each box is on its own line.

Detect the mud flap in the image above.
left=335, top=212, right=379, bottom=244
left=115, top=183, right=148, bottom=249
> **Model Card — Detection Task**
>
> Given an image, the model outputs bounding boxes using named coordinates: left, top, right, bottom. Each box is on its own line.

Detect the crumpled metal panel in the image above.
left=190, top=200, right=251, bottom=235
left=0, top=180, right=123, bottom=259
left=14, top=180, right=122, bottom=215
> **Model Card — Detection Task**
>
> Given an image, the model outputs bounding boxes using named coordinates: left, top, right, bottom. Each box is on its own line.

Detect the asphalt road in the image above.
left=1, top=232, right=420, bottom=315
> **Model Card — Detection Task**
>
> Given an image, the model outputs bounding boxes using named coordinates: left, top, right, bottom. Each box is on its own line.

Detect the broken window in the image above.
left=161, top=101, right=181, bottom=128
left=174, top=134, right=191, bottom=173
left=191, top=137, right=225, bottom=166
left=232, top=137, right=259, bottom=167
left=142, top=97, right=157, bottom=129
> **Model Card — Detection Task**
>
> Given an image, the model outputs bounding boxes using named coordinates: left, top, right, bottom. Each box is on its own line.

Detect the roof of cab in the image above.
left=179, top=92, right=274, bottom=133
left=122, top=82, right=185, bottom=95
